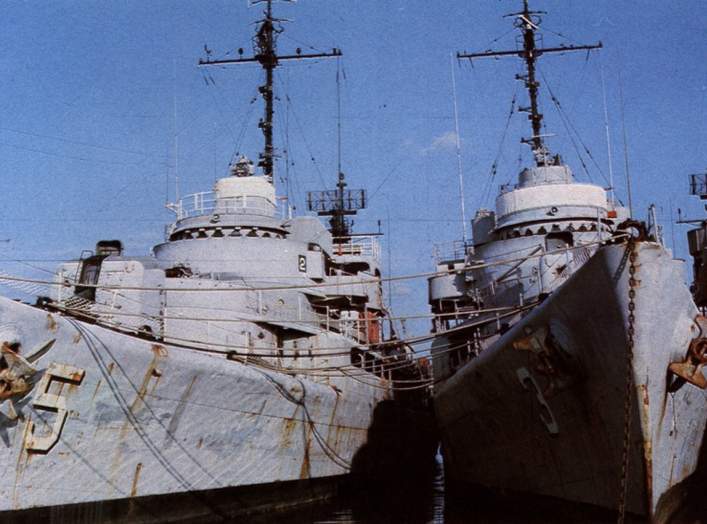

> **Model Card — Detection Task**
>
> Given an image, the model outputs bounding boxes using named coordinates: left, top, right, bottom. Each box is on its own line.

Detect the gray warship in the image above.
left=0, top=2, right=424, bottom=521
left=428, top=2, right=706, bottom=521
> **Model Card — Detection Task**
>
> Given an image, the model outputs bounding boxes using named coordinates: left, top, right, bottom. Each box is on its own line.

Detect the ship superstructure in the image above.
left=680, top=172, right=707, bottom=311
left=429, top=0, right=623, bottom=371
left=0, top=2, right=421, bottom=522
left=428, top=2, right=706, bottom=521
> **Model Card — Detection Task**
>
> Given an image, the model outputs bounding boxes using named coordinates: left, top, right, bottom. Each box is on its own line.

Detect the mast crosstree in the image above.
left=458, top=0, right=601, bottom=166
left=199, top=0, right=341, bottom=184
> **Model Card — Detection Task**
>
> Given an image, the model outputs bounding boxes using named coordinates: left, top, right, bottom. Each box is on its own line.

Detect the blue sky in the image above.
left=0, top=1, right=704, bottom=335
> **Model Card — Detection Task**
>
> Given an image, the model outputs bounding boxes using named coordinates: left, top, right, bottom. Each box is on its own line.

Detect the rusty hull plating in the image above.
left=432, top=240, right=707, bottom=520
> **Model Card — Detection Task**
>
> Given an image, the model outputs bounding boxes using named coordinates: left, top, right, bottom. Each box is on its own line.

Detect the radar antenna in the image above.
left=457, top=0, right=602, bottom=166
left=306, top=173, right=366, bottom=239
left=199, top=0, right=341, bottom=184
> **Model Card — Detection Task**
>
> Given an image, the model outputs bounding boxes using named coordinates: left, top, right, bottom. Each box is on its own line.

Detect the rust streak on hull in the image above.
left=130, top=462, right=143, bottom=497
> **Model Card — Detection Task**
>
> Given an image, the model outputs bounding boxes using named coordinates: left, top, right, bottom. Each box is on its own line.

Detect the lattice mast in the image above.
left=458, top=0, right=601, bottom=166
left=199, top=0, right=341, bottom=184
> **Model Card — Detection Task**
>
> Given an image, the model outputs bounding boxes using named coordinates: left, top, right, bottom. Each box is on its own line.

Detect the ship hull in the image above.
left=0, top=475, right=343, bottom=523
left=0, top=298, right=392, bottom=521
left=433, top=241, right=707, bottom=520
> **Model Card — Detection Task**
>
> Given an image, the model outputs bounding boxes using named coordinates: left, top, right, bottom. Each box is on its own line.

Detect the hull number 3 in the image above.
left=516, top=367, right=559, bottom=435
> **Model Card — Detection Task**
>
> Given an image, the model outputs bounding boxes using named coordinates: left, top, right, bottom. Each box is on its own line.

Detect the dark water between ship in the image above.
left=258, top=453, right=706, bottom=524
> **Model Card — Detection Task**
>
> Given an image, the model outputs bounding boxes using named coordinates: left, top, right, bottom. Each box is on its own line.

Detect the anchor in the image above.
left=512, top=324, right=575, bottom=397
left=0, top=338, right=56, bottom=421
left=668, top=315, right=707, bottom=391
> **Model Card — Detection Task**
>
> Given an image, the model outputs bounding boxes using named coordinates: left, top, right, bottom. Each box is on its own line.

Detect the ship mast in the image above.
left=306, top=47, right=367, bottom=239
left=199, top=0, right=341, bottom=184
left=458, top=0, right=601, bottom=166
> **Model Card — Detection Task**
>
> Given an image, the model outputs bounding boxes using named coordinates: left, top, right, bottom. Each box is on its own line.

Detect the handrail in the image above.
left=433, top=239, right=470, bottom=263
left=168, top=191, right=289, bottom=220
left=333, top=235, right=380, bottom=261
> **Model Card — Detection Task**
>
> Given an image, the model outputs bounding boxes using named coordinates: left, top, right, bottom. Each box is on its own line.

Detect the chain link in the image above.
left=617, top=239, right=638, bottom=523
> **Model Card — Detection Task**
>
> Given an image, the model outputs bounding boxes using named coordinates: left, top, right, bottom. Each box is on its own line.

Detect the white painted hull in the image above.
left=0, top=298, right=389, bottom=519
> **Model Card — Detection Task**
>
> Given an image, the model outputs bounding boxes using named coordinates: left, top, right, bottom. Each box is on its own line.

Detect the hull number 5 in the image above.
left=25, top=362, right=85, bottom=453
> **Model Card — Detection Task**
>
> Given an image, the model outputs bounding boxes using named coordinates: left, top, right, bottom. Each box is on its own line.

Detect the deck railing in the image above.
left=432, top=239, right=470, bottom=263
left=332, top=235, right=381, bottom=261
left=168, top=192, right=290, bottom=220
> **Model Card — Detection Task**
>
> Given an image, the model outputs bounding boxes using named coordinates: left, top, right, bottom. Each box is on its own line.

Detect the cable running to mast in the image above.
left=457, top=0, right=601, bottom=167
left=199, top=0, right=341, bottom=185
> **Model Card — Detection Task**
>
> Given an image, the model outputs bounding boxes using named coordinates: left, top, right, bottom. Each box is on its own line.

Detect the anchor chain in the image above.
left=617, top=239, right=638, bottom=524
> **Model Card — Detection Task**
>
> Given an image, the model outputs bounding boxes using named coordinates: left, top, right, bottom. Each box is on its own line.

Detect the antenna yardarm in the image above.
left=457, top=0, right=601, bottom=166
left=199, top=0, right=341, bottom=184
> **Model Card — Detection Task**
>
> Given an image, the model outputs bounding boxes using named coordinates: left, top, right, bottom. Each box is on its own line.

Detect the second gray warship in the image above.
left=428, top=2, right=706, bottom=522
left=0, top=2, right=427, bottom=522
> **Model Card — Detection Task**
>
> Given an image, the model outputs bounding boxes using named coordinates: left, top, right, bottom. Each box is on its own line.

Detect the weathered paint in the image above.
left=130, top=462, right=143, bottom=497
left=0, top=297, right=385, bottom=513
left=639, top=383, right=654, bottom=513
left=433, top=242, right=707, bottom=519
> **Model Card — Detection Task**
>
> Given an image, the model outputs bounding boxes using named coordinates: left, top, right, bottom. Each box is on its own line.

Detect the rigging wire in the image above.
left=277, top=79, right=328, bottom=189
left=480, top=87, right=518, bottom=208
left=231, top=89, right=261, bottom=164
left=197, top=67, right=261, bottom=169
left=541, top=71, right=593, bottom=181
left=15, top=260, right=56, bottom=275
left=274, top=72, right=300, bottom=212
left=2, top=244, right=627, bottom=387
left=538, top=67, right=611, bottom=187
left=0, top=140, right=157, bottom=169
left=273, top=70, right=305, bottom=213
left=557, top=43, right=594, bottom=122
left=367, top=164, right=401, bottom=202
left=58, top=300, right=516, bottom=328
left=281, top=33, right=327, bottom=54
left=197, top=70, right=239, bottom=150
left=0, top=235, right=624, bottom=294
left=50, top=297, right=534, bottom=356
left=55, top=301, right=525, bottom=383
left=0, top=126, right=167, bottom=161
left=251, top=368, right=353, bottom=469
left=481, top=26, right=518, bottom=49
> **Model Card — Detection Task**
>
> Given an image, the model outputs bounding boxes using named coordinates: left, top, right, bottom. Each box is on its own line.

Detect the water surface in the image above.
left=260, top=448, right=707, bottom=524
